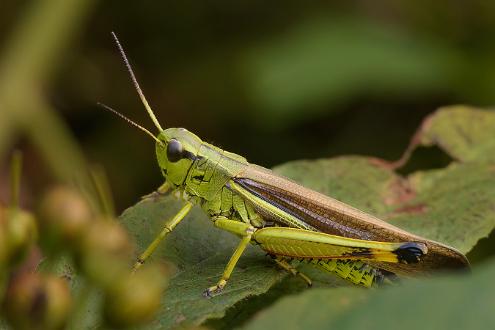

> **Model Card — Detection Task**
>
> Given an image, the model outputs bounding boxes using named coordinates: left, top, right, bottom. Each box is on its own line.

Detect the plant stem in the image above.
left=0, top=0, right=97, bottom=185
left=90, top=165, right=116, bottom=218
left=9, top=150, right=22, bottom=210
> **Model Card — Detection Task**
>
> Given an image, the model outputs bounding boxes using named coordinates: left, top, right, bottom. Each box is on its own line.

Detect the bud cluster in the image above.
left=1, top=185, right=167, bottom=329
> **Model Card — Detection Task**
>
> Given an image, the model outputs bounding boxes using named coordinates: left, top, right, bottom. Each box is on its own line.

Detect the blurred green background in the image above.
left=1, top=0, right=495, bottom=212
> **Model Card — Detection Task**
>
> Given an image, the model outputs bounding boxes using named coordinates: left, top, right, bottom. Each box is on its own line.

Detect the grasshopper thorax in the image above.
left=156, top=128, right=203, bottom=188
left=105, top=34, right=224, bottom=191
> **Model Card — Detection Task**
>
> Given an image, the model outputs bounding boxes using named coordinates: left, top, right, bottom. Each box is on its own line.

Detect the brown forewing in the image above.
left=233, top=164, right=469, bottom=274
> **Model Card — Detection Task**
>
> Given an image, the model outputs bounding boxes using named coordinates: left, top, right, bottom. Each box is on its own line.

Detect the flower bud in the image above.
left=104, top=265, right=167, bottom=328
left=4, top=209, right=37, bottom=266
left=0, top=207, right=8, bottom=265
left=38, top=186, right=93, bottom=250
left=77, top=219, right=134, bottom=286
left=4, top=273, right=72, bottom=330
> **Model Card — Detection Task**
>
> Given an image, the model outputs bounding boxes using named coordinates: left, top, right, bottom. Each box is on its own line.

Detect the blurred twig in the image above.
left=90, top=165, right=116, bottom=218
left=0, top=0, right=96, bottom=186
left=9, top=151, right=22, bottom=210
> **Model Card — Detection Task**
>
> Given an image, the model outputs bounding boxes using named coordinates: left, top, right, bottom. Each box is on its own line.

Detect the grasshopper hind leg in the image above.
left=274, top=257, right=391, bottom=288
left=311, top=259, right=386, bottom=287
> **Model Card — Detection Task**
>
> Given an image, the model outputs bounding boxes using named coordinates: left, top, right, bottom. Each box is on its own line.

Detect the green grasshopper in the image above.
left=103, top=33, right=468, bottom=297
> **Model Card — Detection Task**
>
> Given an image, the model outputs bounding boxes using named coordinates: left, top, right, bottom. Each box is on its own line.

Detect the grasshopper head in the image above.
left=156, top=128, right=203, bottom=187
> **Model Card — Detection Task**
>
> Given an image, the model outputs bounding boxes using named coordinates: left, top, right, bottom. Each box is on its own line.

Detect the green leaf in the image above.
left=389, top=162, right=495, bottom=253
left=397, top=106, right=495, bottom=164
left=242, top=259, right=495, bottom=330
left=242, top=286, right=367, bottom=330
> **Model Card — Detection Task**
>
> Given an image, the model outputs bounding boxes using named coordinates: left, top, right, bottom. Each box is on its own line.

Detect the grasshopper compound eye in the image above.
left=167, top=139, right=184, bottom=162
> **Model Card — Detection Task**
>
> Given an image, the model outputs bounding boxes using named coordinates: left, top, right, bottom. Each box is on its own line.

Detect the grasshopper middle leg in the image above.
left=274, top=257, right=312, bottom=287
left=275, top=257, right=313, bottom=287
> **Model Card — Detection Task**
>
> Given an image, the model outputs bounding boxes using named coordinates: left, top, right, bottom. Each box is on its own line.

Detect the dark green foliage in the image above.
left=243, top=260, right=494, bottom=330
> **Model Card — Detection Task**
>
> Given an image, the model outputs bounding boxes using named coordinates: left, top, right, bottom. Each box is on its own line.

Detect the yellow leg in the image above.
left=203, top=218, right=255, bottom=297
left=274, top=258, right=312, bottom=287
left=157, top=182, right=171, bottom=194
left=141, top=182, right=171, bottom=200
left=132, top=202, right=193, bottom=271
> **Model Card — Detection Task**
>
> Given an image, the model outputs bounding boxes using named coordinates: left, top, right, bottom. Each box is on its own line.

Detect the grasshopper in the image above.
left=103, top=33, right=468, bottom=297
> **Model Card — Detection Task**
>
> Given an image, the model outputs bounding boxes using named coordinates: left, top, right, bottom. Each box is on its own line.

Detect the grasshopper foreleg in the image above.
left=132, top=201, right=193, bottom=271
left=203, top=218, right=255, bottom=298
left=141, top=182, right=172, bottom=200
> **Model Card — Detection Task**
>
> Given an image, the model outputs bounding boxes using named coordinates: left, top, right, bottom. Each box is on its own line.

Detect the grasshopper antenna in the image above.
left=111, top=31, right=164, bottom=132
left=98, top=102, right=164, bottom=146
